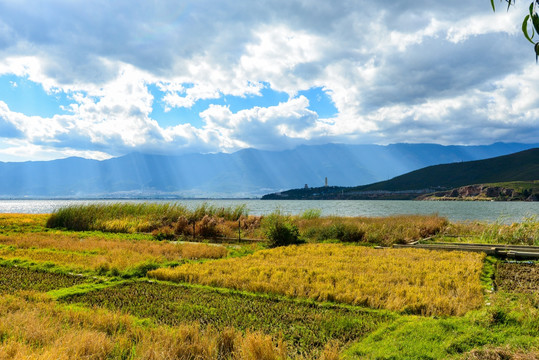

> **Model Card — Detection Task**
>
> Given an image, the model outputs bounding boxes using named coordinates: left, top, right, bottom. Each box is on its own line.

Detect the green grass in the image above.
left=486, top=180, right=539, bottom=191
left=344, top=292, right=539, bottom=359
left=59, top=280, right=394, bottom=357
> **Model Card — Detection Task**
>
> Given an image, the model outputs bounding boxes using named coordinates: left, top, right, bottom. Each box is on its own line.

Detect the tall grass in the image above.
left=46, top=202, right=248, bottom=234
left=298, top=214, right=448, bottom=245
left=442, top=216, right=539, bottom=245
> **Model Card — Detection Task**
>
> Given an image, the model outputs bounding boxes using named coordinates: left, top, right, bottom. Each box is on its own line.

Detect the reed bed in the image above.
left=443, top=216, right=539, bottom=245
left=297, top=214, right=448, bottom=245
left=0, top=233, right=227, bottom=275
left=150, top=244, right=485, bottom=316
left=46, top=202, right=248, bottom=233
left=45, top=204, right=538, bottom=246
left=0, top=293, right=293, bottom=360
left=46, top=204, right=449, bottom=245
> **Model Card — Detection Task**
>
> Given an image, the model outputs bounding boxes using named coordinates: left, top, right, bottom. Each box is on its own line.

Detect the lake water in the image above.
left=0, top=199, right=537, bottom=223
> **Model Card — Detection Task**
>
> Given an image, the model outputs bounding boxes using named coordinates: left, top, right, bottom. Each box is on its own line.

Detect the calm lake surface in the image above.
left=0, top=199, right=537, bottom=223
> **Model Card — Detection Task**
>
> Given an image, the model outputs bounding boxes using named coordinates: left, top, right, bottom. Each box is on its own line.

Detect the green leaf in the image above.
left=533, top=13, right=539, bottom=34
left=522, top=15, right=536, bottom=43
left=491, top=0, right=496, bottom=12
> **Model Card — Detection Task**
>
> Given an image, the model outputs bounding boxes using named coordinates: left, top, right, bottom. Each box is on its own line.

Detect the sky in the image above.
left=0, top=0, right=538, bottom=162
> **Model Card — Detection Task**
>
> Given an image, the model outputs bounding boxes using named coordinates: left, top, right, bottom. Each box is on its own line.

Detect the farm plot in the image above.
left=496, top=262, right=539, bottom=293
left=0, top=293, right=293, bottom=360
left=150, top=244, right=486, bottom=316
left=0, top=232, right=227, bottom=276
left=60, top=280, right=393, bottom=357
left=0, top=265, right=90, bottom=294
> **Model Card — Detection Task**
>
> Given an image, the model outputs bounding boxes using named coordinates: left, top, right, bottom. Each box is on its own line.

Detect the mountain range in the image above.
left=262, top=148, right=539, bottom=200
left=0, top=142, right=537, bottom=198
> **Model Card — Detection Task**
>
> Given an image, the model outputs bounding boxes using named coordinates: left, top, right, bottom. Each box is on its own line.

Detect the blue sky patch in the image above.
left=298, top=87, right=338, bottom=118
left=0, top=75, right=71, bottom=118
left=148, top=83, right=206, bottom=128
left=148, top=83, right=337, bottom=128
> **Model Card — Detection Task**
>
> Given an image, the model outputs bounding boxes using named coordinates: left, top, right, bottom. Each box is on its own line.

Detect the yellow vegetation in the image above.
left=0, top=292, right=288, bottom=360
left=0, top=232, right=227, bottom=273
left=150, top=244, right=485, bottom=316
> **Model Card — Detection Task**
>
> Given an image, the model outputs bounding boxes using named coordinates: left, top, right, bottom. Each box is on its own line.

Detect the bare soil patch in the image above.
left=496, top=262, right=539, bottom=293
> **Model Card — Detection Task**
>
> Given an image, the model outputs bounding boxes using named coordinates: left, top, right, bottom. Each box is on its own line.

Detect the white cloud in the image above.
left=0, top=0, right=536, bottom=161
left=200, top=96, right=319, bottom=150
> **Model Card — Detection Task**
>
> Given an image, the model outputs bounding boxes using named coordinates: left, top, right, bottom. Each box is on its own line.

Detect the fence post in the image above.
left=238, top=219, right=241, bottom=241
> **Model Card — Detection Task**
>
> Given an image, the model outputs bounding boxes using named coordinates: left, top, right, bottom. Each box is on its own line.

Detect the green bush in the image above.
left=262, top=211, right=303, bottom=247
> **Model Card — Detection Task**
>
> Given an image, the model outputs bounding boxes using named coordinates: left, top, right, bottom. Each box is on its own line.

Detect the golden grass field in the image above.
left=0, top=231, right=228, bottom=274
left=149, top=243, right=486, bottom=316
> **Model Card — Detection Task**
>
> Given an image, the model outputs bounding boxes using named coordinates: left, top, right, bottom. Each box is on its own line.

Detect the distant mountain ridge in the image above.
left=0, top=142, right=537, bottom=198
left=262, top=148, right=539, bottom=200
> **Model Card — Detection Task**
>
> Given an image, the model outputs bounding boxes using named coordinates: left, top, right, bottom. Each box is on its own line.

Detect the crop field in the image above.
left=0, top=213, right=49, bottom=234
left=495, top=262, right=539, bottom=293
left=0, top=265, right=90, bottom=294
left=0, top=293, right=295, bottom=360
left=60, top=281, right=393, bottom=357
left=149, top=244, right=486, bottom=316
left=0, top=232, right=227, bottom=276
left=0, top=212, right=538, bottom=359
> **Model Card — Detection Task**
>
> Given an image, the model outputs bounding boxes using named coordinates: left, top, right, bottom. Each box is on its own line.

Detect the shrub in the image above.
left=196, top=215, right=220, bottom=238
left=174, top=216, right=191, bottom=235
left=262, top=211, right=303, bottom=248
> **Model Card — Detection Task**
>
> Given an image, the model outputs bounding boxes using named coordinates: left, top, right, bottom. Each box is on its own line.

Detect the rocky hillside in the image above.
left=417, top=182, right=539, bottom=201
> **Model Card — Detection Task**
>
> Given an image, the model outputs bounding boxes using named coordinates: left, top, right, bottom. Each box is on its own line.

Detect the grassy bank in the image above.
left=45, top=203, right=539, bottom=246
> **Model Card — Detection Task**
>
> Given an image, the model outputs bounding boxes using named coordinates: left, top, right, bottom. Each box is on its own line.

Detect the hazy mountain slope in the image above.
left=0, top=142, right=536, bottom=198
